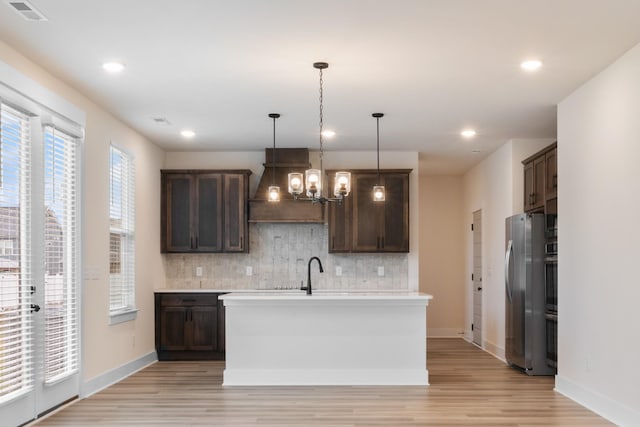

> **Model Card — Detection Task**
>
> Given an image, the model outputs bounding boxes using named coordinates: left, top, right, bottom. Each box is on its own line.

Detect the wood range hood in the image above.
left=249, top=148, right=325, bottom=223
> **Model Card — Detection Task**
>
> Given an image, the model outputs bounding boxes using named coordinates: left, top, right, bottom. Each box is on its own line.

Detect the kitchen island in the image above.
left=220, top=291, right=433, bottom=386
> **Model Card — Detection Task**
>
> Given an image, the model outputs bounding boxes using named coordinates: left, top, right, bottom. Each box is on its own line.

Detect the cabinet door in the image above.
left=381, top=174, right=409, bottom=252
left=217, top=298, right=226, bottom=353
left=327, top=174, right=352, bottom=253
left=532, top=156, right=545, bottom=210
left=545, top=148, right=557, bottom=200
left=163, top=174, right=193, bottom=252
left=195, top=174, right=223, bottom=252
left=523, top=161, right=534, bottom=211
left=159, top=306, right=188, bottom=351
left=352, top=174, right=384, bottom=252
left=223, top=174, right=247, bottom=252
left=189, top=306, right=217, bottom=351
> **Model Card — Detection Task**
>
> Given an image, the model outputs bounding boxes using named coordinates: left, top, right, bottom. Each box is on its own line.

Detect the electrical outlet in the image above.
left=195, top=266, right=203, bottom=277
left=246, top=266, right=253, bottom=276
left=377, top=266, right=385, bottom=277
left=335, top=266, right=342, bottom=276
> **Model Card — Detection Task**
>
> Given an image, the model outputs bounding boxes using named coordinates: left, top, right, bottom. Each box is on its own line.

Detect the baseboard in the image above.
left=223, top=368, right=429, bottom=386
left=482, top=339, right=506, bottom=363
left=428, top=328, right=465, bottom=338
left=80, top=351, right=157, bottom=398
left=555, top=375, right=640, bottom=427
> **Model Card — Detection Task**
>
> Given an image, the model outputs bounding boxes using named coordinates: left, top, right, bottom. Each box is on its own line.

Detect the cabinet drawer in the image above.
left=160, top=294, right=218, bottom=306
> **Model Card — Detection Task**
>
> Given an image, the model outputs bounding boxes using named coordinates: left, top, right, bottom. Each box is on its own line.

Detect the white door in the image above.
left=472, top=210, right=482, bottom=345
left=0, top=106, right=81, bottom=426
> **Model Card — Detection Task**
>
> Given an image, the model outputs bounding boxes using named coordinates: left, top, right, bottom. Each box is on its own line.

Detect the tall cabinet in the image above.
left=161, top=170, right=251, bottom=253
left=522, top=142, right=558, bottom=372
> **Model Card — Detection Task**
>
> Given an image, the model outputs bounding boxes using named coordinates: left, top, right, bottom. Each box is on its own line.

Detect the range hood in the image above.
left=249, top=148, right=325, bottom=223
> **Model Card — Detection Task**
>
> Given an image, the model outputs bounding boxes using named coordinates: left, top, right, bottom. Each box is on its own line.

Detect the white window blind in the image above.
left=43, top=126, right=78, bottom=383
left=0, top=102, right=33, bottom=402
left=109, top=145, right=135, bottom=318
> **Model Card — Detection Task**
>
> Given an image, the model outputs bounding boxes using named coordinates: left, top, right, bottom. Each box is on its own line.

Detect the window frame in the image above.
left=108, top=144, right=136, bottom=325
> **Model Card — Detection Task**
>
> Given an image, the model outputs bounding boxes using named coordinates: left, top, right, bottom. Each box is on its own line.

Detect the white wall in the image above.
left=0, top=41, right=165, bottom=385
left=462, top=138, right=553, bottom=358
left=418, top=170, right=465, bottom=337
left=556, top=42, right=640, bottom=426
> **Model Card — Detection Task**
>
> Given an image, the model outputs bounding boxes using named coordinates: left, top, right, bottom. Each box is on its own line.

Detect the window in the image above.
left=43, top=125, right=79, bottom=383
left=0, top=102, right=33, bottom=402
left=109, top=145, right=136, bottom=323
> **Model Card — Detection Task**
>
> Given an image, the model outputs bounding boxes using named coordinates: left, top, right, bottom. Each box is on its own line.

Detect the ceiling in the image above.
left=2, top=0, right=640, bottom=174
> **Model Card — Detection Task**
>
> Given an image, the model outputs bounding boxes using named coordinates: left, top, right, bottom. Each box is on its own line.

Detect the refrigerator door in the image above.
left=505, top=214, right=527, bottom=369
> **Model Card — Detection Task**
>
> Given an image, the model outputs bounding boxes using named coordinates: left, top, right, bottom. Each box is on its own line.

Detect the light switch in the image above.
left=377, top=266, right=385, bottom=277
left=246, top=266, right=253, bottom=276
left=335, top=266, right=342, bottom=276
left=195, top=267, right=203, bottom=277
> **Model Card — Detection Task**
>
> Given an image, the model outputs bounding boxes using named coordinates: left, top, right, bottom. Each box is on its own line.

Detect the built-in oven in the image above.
left=545, top=215, right=558, bottom=313
left=545, top=312, right=558, bottom=368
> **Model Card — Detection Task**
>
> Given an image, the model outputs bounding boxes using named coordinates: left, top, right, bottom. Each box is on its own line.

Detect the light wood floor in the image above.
left=31, top=339, right=611, bottom=426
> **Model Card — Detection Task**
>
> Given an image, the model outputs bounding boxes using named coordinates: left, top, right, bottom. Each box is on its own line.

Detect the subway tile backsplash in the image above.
left=162, top=223, right=408, bottom=290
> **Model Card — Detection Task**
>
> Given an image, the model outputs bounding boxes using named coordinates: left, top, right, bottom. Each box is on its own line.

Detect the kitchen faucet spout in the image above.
left=302, top=256, right=324, bottom=295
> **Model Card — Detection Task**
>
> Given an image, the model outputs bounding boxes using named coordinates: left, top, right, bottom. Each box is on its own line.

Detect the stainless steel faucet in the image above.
left=301, top=256, right=324, bottom=295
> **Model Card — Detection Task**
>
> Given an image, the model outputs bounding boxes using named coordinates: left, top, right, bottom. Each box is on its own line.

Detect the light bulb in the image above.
left=268, top=186, right=280, bottom=202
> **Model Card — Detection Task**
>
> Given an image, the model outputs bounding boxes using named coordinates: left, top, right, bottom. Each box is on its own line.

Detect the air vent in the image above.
left=6, top=1, right=47, bottom=21
left=151, top=117, right=171, bottom=126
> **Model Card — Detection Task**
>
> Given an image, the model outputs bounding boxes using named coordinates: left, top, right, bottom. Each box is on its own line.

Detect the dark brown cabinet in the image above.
left=545, top=147, right=557, bottom=200
left=523, top=143, right=556, bottom=213
left=328, top=170, right=410, bottom=253
left=161, top=170, right=250, bottom=253
left=155, top=292, right=226, bottom=360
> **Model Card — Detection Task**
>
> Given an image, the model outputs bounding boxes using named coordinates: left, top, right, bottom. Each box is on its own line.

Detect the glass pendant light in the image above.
left=372, top=113, right=385, bottom=202
left=267, top=113, right=280, bottom=202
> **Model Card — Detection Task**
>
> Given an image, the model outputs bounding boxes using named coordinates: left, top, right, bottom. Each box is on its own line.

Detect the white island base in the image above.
left=220, top=292, right=433, bottom=386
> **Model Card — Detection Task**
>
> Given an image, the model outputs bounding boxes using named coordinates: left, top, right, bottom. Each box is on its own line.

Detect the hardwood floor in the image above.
left=31, top=339, right=611, bottom=426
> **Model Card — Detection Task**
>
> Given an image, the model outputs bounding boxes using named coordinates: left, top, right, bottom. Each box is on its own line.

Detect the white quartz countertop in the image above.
left=220, top=291, right=433, bottom=301
left=155, top=288, right=427, bottom=296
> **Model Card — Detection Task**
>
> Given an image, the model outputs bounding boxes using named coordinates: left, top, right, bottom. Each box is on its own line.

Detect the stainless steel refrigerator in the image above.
left=505, top=213, right=555, bottom=375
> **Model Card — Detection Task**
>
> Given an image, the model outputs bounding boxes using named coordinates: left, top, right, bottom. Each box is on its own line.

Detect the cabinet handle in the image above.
left=381, top=236, right=385, bottom=249
left=190, top=236, right=194, bottom=249
left=182, top=298, right=196, bottom=303
left=553, top=174, right=557, bottom=189
left=195, top=236, right=199, bottom=248
left=332, top=236, right=335, bottom=249
left=240, top=236, right=243, bottom=249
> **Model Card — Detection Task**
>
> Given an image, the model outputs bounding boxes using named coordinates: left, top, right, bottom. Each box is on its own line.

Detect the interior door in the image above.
left=472, top=210, right=482, bottom=345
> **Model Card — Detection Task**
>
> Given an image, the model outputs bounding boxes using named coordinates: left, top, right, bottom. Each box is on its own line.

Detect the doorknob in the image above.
left=31, top=304, right=41, bottom=313
left=477, top=287, right=483, bottom=291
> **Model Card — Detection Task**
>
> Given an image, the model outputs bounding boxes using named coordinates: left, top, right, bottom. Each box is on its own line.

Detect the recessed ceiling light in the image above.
left=321, top=130, right=336, bottom=138
left=180, top=129, right=196, bottom=139
left=461, top=129, right=476, bottom=138
left=102, top=62, right=125, bottom=73
left=520, top=59, right=542, bottom=72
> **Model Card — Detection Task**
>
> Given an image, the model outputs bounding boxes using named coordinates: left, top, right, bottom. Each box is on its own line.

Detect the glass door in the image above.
left=0, top=105, right=81, bottom=426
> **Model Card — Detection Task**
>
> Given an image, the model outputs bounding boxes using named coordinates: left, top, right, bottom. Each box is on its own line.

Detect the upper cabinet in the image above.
left=522, top=142, right=557, bottom=213
left=161, top=170, right=251, bottom=253
left=328, top=170, right=410, bottom=253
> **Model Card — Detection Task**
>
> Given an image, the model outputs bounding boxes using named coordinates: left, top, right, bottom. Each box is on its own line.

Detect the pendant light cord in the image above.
left=376, top=116, right=380, bottom=185
left=272, top=115, right=276, bottom=186
left=318, top=67, right=324, bottom=174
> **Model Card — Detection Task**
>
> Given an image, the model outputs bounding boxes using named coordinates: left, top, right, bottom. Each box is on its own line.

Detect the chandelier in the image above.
left=287, top=62, right=351, bottom=204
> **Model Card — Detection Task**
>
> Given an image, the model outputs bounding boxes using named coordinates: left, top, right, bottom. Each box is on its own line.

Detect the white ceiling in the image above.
left=2, top=0, right=640, bottom=174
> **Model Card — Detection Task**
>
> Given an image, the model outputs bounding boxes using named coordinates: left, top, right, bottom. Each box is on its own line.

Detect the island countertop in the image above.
left=220, top=291, right=433, bottom=302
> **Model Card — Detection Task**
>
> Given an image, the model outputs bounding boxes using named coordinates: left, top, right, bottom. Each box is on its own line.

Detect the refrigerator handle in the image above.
left=505, top=239, right=513, bottom=303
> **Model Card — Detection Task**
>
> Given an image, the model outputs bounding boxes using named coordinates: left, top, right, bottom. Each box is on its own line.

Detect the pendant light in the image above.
left=288, top=62, right=351, bottom=204
left=372, top=113, right=385, bottom=202
left=267, top=113, right=280, bottom=202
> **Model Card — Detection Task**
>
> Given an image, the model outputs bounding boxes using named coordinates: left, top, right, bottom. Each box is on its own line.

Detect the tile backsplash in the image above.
left=162, top=223, right=408, bottom=290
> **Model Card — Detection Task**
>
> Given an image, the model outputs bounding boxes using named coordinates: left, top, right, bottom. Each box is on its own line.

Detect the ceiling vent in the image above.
left=5, top=1, right=47, bottom=21
left=151, top=117, right=171, bottom=126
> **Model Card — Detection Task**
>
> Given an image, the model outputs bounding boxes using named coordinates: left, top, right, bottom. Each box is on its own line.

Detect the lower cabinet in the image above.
left=155, top=292, right=226, bottom=360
